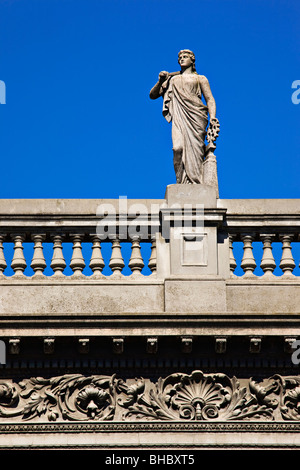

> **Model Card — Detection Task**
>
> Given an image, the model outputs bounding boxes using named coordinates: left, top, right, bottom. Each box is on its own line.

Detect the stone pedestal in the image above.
left=157, top=185, right=229, bottom=281
left=204, top=144, right=219, bottom=197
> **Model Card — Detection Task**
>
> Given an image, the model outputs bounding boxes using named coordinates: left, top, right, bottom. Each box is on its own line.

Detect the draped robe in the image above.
left=161, top=73, right=208, bottom=184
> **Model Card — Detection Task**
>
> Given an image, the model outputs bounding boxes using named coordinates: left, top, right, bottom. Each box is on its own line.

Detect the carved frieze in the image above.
left=0, top=370, right=300, bottom=423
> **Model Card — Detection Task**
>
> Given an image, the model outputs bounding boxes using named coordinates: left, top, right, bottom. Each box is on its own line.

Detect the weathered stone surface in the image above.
left=218, top=198, right=300, bottom=215
left=226, top=281, right=300, bottom=314
left=0, top=282, right=164, bottom=314
left=164, top=279, right=227, bottom=313
left=2, top=280, right=299, bottom=316
left=165, top=183, right=218, bottom=206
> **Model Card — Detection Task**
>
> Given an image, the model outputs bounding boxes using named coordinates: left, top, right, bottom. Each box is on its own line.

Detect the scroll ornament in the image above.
left=0, top=371, right=300, bottom=422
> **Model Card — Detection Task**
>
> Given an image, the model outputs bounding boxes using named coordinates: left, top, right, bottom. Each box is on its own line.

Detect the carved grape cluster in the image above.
left=206, top=118, right=220, bottom=144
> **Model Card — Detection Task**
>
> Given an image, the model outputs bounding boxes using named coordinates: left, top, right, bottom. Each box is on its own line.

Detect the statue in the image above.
left=150, top=50, right=220, bottom=187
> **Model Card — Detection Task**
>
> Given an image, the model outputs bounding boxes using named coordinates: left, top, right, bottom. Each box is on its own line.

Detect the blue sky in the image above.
left=0, top=0, right=299, bottom=200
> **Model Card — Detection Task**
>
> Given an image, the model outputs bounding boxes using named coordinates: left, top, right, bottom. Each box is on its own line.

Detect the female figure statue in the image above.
left=150, top=50, right=219, bottom=184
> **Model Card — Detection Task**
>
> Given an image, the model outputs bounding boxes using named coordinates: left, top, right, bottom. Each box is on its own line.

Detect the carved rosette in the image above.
left=1, top=371, right=300, bottom=423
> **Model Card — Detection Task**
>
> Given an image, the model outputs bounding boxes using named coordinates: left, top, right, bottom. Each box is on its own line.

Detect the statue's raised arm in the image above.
left=149, top=71, right=170, bottom=99
left=150, top=71, right=180, bottom=100
left=149, top=49, right=220, bottom=188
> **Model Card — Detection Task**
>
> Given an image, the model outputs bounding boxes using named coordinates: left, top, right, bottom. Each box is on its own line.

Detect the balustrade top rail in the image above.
left=0, top=198, right=298, bottom=221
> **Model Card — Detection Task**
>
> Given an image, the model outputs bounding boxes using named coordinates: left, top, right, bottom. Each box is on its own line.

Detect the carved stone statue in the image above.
left=150, top=50, right=219, bottom=186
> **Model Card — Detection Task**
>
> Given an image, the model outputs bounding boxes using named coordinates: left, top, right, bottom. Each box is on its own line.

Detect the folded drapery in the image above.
left=162, top=73, right=208, bottom=184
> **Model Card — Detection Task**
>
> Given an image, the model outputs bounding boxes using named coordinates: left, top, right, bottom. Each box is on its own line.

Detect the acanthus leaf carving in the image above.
left=2, top=370, right=300, bottom=423
left=272, top=375, right=300, bottom=420
left=0, top=374, right=120, bottom=422
left=119, top=371, right=278, bottom=421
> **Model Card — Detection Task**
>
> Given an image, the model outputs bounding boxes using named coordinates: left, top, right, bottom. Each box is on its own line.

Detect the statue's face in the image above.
left=178, top=52, right=194, bottom=68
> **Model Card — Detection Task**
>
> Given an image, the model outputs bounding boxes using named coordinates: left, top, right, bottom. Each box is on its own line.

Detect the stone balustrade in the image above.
left=0, top=189, right=299, bottom=320
left=0, top=197, right=161, bottom=279
left=0, top=233, right=156, bottom=279
left=0, top=195, right=299, bottom=280
left=219, top=198, right=300, bottom=278
left=229, top=232, right=300, bottom=278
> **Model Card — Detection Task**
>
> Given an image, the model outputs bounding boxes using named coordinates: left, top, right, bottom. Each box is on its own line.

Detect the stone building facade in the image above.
left=0, top=184, right=300, bottom=449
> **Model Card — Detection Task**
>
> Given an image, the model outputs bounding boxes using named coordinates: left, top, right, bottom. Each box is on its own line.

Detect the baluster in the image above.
left=240, top=233, right=256, bottom=277
left=279, top=234, right=295, bottom=277
left=31, top=234, right=46, bottom=277
left=128, top=236, right=144, bottom=277
left=260, top=234, right=276, bottom=277
left=11, top=234, right=27, bottom=276
left=50, top=234, right=66, bottom=276
left=228, top=234, right=237, bottom=277
left=89, top=234, right=105, bottom=277
left=0, top=234, right=7, bottom=276
left=70, top=234, right=85, bottom=276
left=148, top=236, right=157, bottom=275
left=109, top=237, right=125, bottom=277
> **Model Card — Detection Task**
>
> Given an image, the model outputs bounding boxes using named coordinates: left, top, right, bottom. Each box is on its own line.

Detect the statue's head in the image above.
left=178, top=49, right=196, bottom=72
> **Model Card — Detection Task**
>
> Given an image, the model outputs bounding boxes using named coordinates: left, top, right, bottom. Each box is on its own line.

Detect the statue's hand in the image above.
left=158, top=71, right=169, bottom=83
